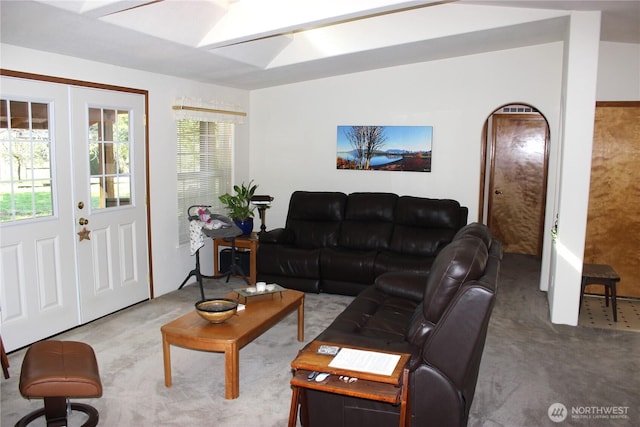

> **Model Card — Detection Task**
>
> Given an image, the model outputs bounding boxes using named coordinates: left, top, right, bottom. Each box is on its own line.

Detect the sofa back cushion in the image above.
left=405, top=236, right=488, bottom=346
left=286, top=191, right=347, bottom=248
left=453, top=222, right=493, bottom=248
left=339, top=193, right=397, bottom=250
left=422, top=236, right=488, bottom=322
left=390, top=197, right=465, bottom=256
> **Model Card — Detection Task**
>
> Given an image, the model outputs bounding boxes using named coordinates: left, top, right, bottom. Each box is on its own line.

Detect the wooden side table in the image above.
left=288, top=341, right=411, bottom=427
left=581, top=263, right=621, bottom=322
left=213, top=232, right=258, bottom=284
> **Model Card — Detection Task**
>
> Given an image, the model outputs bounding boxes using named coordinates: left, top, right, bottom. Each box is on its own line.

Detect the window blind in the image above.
left=177, top=120, right=233, bottom=244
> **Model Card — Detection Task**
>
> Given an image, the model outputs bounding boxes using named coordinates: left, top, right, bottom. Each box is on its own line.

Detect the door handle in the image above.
left=494, top=190, right=503, bottom=195
left=79, top=217, right=89, bottom=226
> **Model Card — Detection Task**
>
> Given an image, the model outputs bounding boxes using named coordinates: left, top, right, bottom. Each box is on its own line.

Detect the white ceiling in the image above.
left=1, top=0, right=638, bottom=90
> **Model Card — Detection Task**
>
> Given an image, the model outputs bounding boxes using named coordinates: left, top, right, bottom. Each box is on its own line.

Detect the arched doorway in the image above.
left=479, top=104, right=550, bottom=257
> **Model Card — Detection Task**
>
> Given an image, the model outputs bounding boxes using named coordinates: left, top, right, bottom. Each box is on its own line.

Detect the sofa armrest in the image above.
left=375, top=271, right=427, bottom=302
left=258, top=228, right=294, bottom=244
left=421, top=282, right=495, bottom=406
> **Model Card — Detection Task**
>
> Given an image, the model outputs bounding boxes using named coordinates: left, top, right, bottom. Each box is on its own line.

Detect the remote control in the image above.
left=317, top=345, right=340, bottom=356
left=314, top=372, right=330, bottom=382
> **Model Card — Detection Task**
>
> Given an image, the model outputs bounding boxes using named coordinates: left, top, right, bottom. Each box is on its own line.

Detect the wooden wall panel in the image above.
left=584, top=102, right=640, bottom=297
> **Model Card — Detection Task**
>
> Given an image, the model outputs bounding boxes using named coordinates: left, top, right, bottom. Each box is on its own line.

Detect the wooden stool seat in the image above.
left=581, top=263, right=620, bottom=322
left=16, top=340, right=102, bottom=427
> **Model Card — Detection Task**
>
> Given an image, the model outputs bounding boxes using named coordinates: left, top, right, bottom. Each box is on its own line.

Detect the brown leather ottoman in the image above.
left=16, top=340, right=102, bottom=427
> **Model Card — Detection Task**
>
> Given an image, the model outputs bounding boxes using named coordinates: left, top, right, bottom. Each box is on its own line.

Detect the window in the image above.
left=0, top=98, right=53, bottom=222
left=88, top=107, right=132, bottom=209
left=177, top=120, right=233, bottom=244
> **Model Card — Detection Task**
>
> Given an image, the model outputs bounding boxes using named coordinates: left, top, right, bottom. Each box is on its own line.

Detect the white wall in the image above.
left=249, top=37, right=638, bottom=327
left=2, top=34, right=637, bottom=322
left=0, top=44, right=251, bottom=298
left=547, top=12, right=601, bottom=325
left=597, top=41, right=640, bottom=101
left=249, top=42, right=565, bottom=230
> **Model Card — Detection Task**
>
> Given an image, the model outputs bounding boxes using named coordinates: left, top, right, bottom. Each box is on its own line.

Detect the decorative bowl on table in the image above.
left=195, top=298, right=238, bottom=323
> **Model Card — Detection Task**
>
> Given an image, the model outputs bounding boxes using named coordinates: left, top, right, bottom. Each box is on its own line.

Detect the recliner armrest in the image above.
left=258, top=228, right=295, bottom=244
left=375, top=271, right=426, bottom=302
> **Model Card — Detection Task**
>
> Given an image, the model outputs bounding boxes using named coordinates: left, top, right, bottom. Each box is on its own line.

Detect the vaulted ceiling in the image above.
left=1, top=0, right=638, bottom=89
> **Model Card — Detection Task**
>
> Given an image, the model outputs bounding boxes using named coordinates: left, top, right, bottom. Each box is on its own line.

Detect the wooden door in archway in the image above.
left=487, top=113, right=549, bottom=256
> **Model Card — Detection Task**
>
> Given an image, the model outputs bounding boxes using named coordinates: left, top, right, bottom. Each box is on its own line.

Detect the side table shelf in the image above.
left=213, top=232, right=258, bottom=285
left=288, top=341, right=411, bottom=427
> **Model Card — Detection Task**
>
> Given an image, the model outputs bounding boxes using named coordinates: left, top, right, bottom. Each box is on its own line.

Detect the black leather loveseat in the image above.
left=256, top=191, right=468, bottom=295
left=301, top=222, right=502, bottom=427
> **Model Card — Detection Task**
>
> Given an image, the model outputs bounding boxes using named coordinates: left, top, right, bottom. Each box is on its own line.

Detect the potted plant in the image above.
left=219, top=180, right=258, bottom=236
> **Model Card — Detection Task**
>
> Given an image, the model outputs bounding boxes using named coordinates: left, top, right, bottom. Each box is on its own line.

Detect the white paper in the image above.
left=328, top=348, right=401, bottom=376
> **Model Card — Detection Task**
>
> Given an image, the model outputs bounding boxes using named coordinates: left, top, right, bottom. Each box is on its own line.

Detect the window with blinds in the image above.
left=177, top=120, right=233, bottom=244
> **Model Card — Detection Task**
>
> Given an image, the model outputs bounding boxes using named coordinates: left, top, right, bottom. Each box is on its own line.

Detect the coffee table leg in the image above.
left=162, top=335, right=172, bottom=387
left=297, top=297, right=304, bottom=342
left=225, top=342, right=240, bottom=399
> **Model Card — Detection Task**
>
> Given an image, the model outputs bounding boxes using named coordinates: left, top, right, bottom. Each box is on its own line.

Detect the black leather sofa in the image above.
left=302, top=222, right=503, bottom=427
left=257, top=191, right=468, bottom=295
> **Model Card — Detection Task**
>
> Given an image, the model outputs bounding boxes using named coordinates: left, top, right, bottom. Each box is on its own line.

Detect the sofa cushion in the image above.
left=320, top=248, right=377, bottom=284
left=256, top=245, right=322, bottom=278
left=345, top=192, right=398, bottom=221
left=395, top=197, right=463, bottom=229
left=317, top=285, right=420, bottom=344
left=285, top=191, right=347, bottom=248
left=389, top=197, right=463, bottom=256
left=339, top=193, right=397, bottom=250
left=373, top=251, right=435, bottom=276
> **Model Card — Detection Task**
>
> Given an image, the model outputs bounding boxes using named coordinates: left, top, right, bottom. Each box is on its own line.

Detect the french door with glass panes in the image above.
left=0, top=77, right=149, bottom=351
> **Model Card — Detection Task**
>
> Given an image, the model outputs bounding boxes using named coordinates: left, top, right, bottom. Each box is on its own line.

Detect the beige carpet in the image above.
left=1, top=279, right=352, bottom=426
left=2, top=254, right=639, bottom=426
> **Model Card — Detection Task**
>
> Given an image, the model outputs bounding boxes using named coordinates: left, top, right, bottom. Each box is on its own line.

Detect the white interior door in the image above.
left=70, top=87, right=149, bottom=323
left=0, top=77, right=79, bottom=351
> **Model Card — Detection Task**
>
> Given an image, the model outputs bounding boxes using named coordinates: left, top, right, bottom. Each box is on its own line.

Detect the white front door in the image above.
left=1, top=77, right=79, bottom=350
left=70, top=87, right=149, bottom=323
left=0, top=78, right=150, bottom=351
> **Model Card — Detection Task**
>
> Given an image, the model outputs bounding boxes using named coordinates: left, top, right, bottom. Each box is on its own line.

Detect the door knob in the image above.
left=79, top=217, right=89, bottom=226
left=495, top=190, right=503, bottom=195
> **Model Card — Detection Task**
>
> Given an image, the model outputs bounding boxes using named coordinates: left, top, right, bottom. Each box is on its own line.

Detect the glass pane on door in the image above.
left=88, top=107, right=132, bottom=209
left=0, top=99, right=53, bottom=222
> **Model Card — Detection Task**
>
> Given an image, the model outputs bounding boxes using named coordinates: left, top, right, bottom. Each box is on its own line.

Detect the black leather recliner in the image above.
left=301, top=223, right=502, bottom=426
left=257, top=191, right=468, bottom=295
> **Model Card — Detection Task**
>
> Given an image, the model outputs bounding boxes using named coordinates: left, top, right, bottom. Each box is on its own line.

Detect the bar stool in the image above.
left=16, top=340, right=102, bottom=427
left=580, top=263, right=620, bottom=322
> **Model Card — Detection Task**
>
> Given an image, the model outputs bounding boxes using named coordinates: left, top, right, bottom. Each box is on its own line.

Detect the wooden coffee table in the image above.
left=161, top=289, right=304, bottom=399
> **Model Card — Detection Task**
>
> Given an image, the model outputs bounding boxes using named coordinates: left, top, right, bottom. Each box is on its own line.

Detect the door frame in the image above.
left=478, top=103, right=550, bottom=256
left=1, top=69, right=155, bottom=297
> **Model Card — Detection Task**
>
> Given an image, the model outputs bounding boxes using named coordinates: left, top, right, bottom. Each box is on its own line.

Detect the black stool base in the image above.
left=15, top=399, right=99, bottom=427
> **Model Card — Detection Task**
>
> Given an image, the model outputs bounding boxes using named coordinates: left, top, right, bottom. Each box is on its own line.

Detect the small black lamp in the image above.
left=251, top=195, right=274, bottom=234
